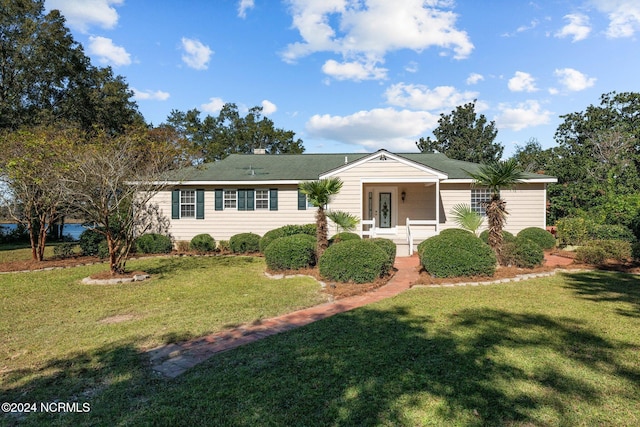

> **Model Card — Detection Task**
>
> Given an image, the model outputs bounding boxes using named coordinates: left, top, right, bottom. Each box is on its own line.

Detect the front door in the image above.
left=379, top=192, right=392, bottom=228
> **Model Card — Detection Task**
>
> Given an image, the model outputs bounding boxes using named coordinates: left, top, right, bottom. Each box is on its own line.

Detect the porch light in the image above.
left=401, top=191, right=406, bottom=203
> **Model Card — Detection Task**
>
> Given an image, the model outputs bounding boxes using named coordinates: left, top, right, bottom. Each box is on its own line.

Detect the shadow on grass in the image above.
left=4, top=305, right=638, bottom=426
left=132, top=306, right=638, bottom=426
left=563, top=270, right=640, bottom=317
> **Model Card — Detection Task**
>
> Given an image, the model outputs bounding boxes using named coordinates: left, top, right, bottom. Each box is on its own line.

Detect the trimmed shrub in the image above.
left=135, top=233, right=173, bottom=254
left=319, top=239, right=389, bottom=283
left=97, top=240, right=109, bottom=259
left=190, top=233, right=216, bottom=253
left=264, top=234, right=316, bottom=271
left=575, top=245, right=607, bottom=265
left=329, top=232, right=360, bottom=245
left=79, top=229, right=105, bottom=256
left=517, top=227, right=556, bottom=250
left=588, top=239, right=632, bottom=262
left=556, top=217, right=593, bottom=246
left=53, top=243, right=76, bottom=259
left=502, top=236, right=544, bottom=268
left=217, top=240, right=230, bottom=253
left=418, top=232, right=496, bottom=278
left=175, top=241, right=190, bottom=252
left=479, top=229, right=516, bottom=245
left=229, top=232, right=261, bottom=253
left=440, top=228, right=474, bottom=238
left=632, top=242, right=640, bottom=261
left=370, top=238, right=396, bottom=273
left=259, top=224, right=316, bottom=252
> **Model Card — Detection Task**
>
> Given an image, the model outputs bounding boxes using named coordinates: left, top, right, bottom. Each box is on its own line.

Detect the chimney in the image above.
left=253, top=148, right=266, bottom=154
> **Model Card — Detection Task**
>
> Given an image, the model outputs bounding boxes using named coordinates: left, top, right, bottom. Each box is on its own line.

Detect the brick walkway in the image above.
left=147, top=253, right=572, bottom=378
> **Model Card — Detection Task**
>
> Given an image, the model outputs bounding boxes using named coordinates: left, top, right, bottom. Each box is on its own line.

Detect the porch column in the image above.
left=435, top=179, right=440, bottom=233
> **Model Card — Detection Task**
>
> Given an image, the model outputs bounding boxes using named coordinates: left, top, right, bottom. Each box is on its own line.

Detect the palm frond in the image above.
left=450, top=203, right=484, bottom=236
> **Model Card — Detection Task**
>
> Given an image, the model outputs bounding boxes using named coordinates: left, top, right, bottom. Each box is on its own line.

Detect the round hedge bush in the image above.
left=370, top=238, right=396, bottom=273
left=319, top=239, right=389, bottom=283
left=418, top=232, right=496, bottom=278
left=264, top=234, right=316, bottom=271
left=259, top=224, right=316, bottom=252
left=502, top=236, right=544, bottom=268
left=190, top=233, right=216, bottom=253
left=79, top=229, right=105, bottom=256
left=328, top=232, right=361, bottom=245
left=517, top=227, right=556, bottom=250
left=479, top=229, right=516, bottom=245
left=135, top=233, right=173, bottom=254
left=229, top=232, right=261, bottom=253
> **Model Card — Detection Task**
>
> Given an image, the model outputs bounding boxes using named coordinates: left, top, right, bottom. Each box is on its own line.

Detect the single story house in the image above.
left=151, top=149, right=557, bottom=256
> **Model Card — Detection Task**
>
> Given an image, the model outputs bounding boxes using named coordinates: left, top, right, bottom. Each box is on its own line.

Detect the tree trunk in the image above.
left=316, top=207, right=328, bottom=260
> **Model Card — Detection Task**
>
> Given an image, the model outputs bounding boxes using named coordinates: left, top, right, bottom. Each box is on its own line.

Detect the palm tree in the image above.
left=326, top=210, right=360, bottom=233
left=299, top=177, right=343, bottom=259
left=450, top=203, right=484, bottom=236
left=467, top=159, right=525, bottom=263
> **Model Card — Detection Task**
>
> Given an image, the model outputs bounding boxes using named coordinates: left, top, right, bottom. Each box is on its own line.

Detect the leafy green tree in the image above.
left=165, top=103, right=304, bottom=162
left=416, top=100, right=503, bottom=163
left=299, top=178, right=343, bottom=260
left=511, top=138, right=553, bottom=174
left=467, top=159, right=525, bottom=263
left=0, top=0, right=141, bottom=132
left=546, top=91, right=640, bottom=222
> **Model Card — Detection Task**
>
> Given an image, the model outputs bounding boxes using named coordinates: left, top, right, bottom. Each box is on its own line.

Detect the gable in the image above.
left=320, top=150, right=448, bottom=180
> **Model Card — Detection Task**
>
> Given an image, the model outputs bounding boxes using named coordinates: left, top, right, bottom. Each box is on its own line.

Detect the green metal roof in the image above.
left=175, top=151, right=555, bottom=182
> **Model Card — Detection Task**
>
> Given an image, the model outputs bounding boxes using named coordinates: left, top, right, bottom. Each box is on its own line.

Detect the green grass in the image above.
left=2, top=263, right=640, bottom=426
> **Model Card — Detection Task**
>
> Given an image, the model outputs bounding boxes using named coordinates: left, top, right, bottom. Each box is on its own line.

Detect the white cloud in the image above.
left=132, top=88, right=170, bottom=101
left=592, top=0, right=640, bottom=38
left=261, top=100, right=277, bottom=115
left=466, top=73, right=484, bottom=85
left=282, top=0, right=473, bottom=81
left=554, top=67, right=596, bottom=91
left=555, top=13, right=591, bottom=42
left=495, top=100, right=553, bottom=131
left=384, top=83, right=477, bottom=111
left=46, top=0, right=123, bottom=33
left=201, top=97, right=225, bottom=114
left=404, top=61, right=419, bottom=73
left=306, top=107, right=438, bottom=151
left=322, top=59, right=388, bottom=81
left=238, top=0, right=255, bottom=18
left=181, top=37, right=213, bottom=70
left=88, top=36, right=131, bottom=66
left=508, top=71, right=538, bottom=92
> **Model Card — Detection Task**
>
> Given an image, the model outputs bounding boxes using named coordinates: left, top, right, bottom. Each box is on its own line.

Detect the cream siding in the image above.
left=150, top=185, right=316, bottom=242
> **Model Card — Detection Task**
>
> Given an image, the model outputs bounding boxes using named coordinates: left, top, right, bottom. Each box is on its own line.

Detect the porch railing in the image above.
left=406, top=218, right=438, bottom=255
left=361, top=218, right=376, bottom=238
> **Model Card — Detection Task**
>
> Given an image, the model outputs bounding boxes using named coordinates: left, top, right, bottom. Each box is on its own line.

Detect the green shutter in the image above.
left=172, top=189, right=180, bottom=219
left=297, top=189, right=307, bottom=210
left=215, top=189, right=223, bottom=211
left=269, top=189, right=278, bottom=211
left=196, top=189, right=204, bottom=219
left=238, top=189, right=246, bottom=211
left=246, top=189, right=255, bottom=211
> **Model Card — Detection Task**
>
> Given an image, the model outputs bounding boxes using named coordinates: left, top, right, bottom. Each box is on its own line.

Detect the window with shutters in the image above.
left=180, top=190, right=196, bottom=218
left=224, top=190, right=237, bottom=209
left=255, top=189, right=269, bottom=209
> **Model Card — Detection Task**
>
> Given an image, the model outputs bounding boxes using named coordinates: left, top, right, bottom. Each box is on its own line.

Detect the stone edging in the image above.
left=81, top=274, right=150, bottom=285
left=410, top=268, right=591, bottom=289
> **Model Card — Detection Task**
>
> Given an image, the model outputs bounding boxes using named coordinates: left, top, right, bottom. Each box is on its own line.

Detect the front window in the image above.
left=180, top=190, right=196, bottom=218
left=256, top=190, right=269, bottom=209
left=224, top=190, right=237, bottom=209
left=471, top=188, right=493, bottom=216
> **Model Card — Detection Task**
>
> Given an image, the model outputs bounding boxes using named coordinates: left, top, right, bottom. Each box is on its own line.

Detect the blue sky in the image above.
left=45, top=0, right=640, bottom=158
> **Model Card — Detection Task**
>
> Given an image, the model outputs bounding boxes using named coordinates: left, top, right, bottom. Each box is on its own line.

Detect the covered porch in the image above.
left=359, top=180, right=443, bottom=255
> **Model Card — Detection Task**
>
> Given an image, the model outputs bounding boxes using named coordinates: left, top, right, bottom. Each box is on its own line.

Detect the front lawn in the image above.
left=2, top=264, right=639, bottom=426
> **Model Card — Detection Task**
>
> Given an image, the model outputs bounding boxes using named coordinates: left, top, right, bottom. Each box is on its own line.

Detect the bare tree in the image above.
left=66, top=127, right=182, bottom=275
left=0, top=126, right=78, bottom=260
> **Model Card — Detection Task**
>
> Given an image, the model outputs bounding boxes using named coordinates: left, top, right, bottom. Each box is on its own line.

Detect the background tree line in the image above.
left=417, top=92, right=640, bottom=237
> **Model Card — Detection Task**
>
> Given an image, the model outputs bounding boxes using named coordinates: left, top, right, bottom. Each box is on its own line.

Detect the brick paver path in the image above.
left=147, top=253, right=574, bottom=378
